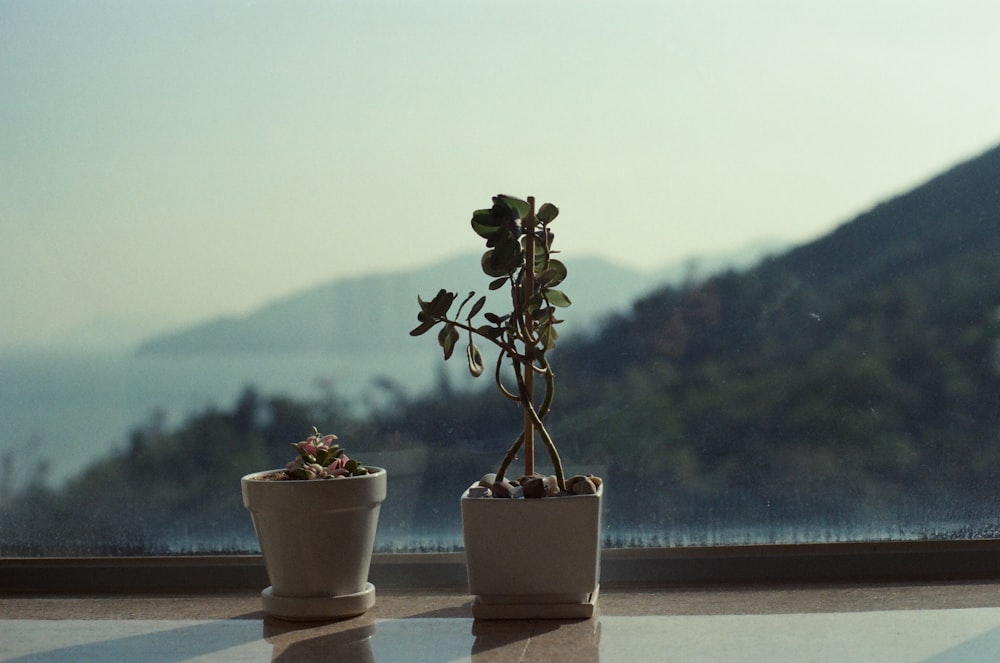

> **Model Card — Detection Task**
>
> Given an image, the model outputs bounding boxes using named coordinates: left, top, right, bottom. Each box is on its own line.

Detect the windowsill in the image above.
left=4, top=542, right=1000, bottom=659
left=4, top=582, right=1000, bottom=661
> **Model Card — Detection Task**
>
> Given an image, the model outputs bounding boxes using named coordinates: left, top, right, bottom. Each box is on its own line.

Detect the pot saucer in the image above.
left=261, top=582, right=376, bottom=621
left=471, top=585, right=599, bottom=619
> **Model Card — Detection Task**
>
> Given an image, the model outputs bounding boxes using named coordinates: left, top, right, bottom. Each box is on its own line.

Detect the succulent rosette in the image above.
left=285, top=427, right=369, bottom=479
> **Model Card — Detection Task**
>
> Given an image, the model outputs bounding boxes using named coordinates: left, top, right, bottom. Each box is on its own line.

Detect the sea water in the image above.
left=0, top=348, right=442, bottom=493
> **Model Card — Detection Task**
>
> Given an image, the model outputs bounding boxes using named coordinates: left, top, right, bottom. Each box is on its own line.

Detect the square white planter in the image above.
left=461, top=482, right=603, bottom=619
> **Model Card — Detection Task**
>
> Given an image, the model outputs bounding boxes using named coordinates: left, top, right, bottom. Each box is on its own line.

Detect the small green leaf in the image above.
left=531, top=306, right=550, bottom=322
left=488, top=277, right=507, bottom=291
left=409, top=315, right=438, bottom=337
left=530, top=242, right=548, bottom=269
left=545, top=288, right=572, bottom=307
left=536, top=202, right=559, bottom=223
left=537, top=260, right=567, bottom=287
left=482, top=242, right=520, bottom=277
left=467, top=340, right=485, bottom=377
left=476, top=324, right=503, bottom=340
left=539, top=322, right=559, bottom=350
left=480, top=250, right=504, bottom=278
left=493, top=237, right=521, bottom=270
left=471, top=208, right=503, bottom=239
left=419, top=289, right=456, bottom=318
left=456, top=291, right=476, bottom=317
left=467, top=295, right=486, bottom=320
left=438, top=323, right=459, bottom=360
left=496, top=194, right=530, bottom=219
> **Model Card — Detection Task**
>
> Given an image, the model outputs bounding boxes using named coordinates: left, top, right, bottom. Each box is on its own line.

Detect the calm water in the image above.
left=0, top=348, right=444, bottom=492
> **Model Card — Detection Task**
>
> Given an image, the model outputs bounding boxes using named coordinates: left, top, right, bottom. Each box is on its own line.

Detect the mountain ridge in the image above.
left=135, top=244, right=783, bottom=356
left=771, top=143, right=1000, bottom=291
left=136, top=254, right=659, bottom=355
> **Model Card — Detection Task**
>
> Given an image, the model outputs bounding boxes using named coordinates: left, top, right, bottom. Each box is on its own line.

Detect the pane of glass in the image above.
left=3, top=1, right=1000, bottom=555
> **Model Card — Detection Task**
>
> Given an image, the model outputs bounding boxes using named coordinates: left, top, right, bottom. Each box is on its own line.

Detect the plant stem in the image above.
left=495, top=431, right=524, bottom=483
left=501, top=352, right=566, bottom=491
left=533, top=357, right=565, bottom=491
left=522, top=196, right=536, bottom=477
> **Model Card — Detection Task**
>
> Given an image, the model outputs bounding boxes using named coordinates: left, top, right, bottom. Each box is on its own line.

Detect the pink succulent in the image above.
left=284, top=427, right=368, bottom=480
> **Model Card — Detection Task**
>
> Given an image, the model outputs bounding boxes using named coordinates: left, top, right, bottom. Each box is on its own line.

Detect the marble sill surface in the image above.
left=3, top=582, right=1000, bottom=662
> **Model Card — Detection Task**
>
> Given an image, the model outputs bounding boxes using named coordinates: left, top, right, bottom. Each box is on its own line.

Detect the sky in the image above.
left=3, top=0, right=1000, bottom=349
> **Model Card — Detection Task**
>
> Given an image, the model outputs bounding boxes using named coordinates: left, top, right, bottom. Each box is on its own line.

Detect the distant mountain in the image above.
left=650, top=237, right=788, bottom=284
left=135, top=255, right=661, bottom=356
left=136, top=244, right=785, bottom=356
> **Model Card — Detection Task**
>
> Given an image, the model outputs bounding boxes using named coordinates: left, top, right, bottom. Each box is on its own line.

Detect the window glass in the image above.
left=3, top=1, right=1000, bottom=555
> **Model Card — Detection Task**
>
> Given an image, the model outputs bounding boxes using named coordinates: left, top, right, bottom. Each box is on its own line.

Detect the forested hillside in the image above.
left=4, top=144, right=1000, bottom=555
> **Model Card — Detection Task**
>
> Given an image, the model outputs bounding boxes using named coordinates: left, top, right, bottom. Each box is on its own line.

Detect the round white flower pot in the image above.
left=241, top=467, right=387, bottom=621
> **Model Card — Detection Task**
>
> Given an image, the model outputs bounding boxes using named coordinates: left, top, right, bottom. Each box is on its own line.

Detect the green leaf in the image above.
left=482, top=240, right=520, bottom=277
left=545, top=288, right=572, bottom=307
left=467, top=295, right=487, bottom=320
left=438, top=323, right=459, bottom=360
left=419, top=289, right=456, bottom=318
left=531, top=242, right=548, bottom=269
left=488, top=276, right=507, bottom=291
left=409, top=314, right=438, bottom=337
left=456, top=291, right=476, bottom=316
left=476, top=324, right=503, bottom=340
left=531, top=305, right=551, bottom=322
left=480, top=250, right=507, bottom=278
left=493, top=237, right=521, bottom=271
left=467, top=340, right=485, bottom=377
left=471, top=208, right=503, bottom=239
left=537, top=260, right=567, bottom=287
left=536, top=202, right=559, bottom=223
left=539, top=322, right=559, bottom=350
left=496, top=194, right=530, bottom=219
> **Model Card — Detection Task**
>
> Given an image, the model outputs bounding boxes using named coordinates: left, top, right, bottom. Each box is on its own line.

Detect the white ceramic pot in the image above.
left=461, top=481, right=603, bottom=619
left=242, top=467, right=387, bottom=620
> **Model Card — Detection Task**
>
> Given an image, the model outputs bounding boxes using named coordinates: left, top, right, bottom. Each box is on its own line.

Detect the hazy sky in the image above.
left=3, top=0, right=1000, bottom=348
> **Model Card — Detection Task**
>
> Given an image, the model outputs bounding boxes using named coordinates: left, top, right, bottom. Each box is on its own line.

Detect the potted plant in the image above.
left=241, top=427, right=387, bottom=621
left=411, top=194, right=603, bottom=619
